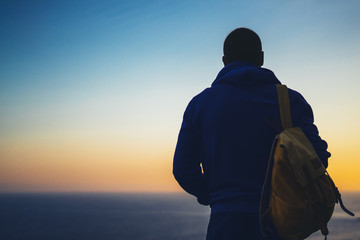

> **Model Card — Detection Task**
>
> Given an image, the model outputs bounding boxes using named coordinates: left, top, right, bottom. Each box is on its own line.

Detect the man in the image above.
left=173, top=28, right=330, bottom=239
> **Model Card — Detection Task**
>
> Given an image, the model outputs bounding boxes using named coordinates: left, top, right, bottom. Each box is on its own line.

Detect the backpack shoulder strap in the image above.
left=276, top=84, right=293, bottom=130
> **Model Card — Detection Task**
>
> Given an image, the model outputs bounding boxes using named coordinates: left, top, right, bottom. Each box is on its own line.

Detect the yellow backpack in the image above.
left=260, top=84, right=354, bottom=240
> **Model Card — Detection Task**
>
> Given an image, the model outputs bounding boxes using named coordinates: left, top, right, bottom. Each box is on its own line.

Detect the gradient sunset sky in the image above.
left=1, top=0, right=360, bottom=192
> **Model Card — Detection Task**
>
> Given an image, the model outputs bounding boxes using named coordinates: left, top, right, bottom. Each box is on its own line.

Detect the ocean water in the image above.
left=0, top=192, right=359, bottom=240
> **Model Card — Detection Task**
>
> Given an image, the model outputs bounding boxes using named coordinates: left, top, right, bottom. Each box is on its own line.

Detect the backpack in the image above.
left=260, top=84, right=354, bottom=240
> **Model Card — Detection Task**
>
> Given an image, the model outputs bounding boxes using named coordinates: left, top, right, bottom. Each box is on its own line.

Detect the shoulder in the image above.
left=287, top=87, right=315, bottom=123
left=182, top=88, right=210, bottom=117
left=187, top=87, right=213, bottom=107
left=288, top=87, right=310, bottom=106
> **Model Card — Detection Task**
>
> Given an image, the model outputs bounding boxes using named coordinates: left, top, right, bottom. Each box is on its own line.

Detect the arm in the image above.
left=292, top=91, right=331, bottom=167
left=173, top=100, right=209, bottom=205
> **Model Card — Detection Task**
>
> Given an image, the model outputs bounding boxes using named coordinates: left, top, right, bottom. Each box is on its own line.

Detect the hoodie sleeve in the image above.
left=291, top=91, right=331, bottom=167
left=173, top=99, right=209, bottom=205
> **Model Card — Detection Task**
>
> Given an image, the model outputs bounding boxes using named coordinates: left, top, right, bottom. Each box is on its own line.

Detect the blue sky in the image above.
left=1, top=0, right=360, bottom=191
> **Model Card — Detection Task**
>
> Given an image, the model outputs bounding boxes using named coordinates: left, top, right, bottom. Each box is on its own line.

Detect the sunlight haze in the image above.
left=1, top=0, right=360, bottom=192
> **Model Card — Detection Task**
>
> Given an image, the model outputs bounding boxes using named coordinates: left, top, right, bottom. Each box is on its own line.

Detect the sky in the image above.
left=1, top=0, right=360, bottom=192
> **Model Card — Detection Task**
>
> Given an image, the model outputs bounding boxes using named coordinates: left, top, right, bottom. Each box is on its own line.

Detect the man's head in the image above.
left=223, top=28, right=263, bottom=67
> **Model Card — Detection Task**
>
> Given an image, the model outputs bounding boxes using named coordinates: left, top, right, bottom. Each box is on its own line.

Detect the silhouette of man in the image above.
left=173, top=28, right=330, bottom=239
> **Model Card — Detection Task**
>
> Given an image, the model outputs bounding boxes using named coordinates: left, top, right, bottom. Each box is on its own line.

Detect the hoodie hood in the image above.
left=212, top=61, right=281, bottom=87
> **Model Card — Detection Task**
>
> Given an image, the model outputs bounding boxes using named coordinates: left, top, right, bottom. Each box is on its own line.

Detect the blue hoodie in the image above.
left=173, top=61, right=330, bottom=215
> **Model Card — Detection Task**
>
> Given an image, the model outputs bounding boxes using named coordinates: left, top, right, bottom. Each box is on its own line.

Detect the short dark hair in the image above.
left=223, top=28, right=262, bottom=64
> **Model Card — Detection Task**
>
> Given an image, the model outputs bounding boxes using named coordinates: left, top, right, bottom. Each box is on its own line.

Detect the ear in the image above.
left=259, top=51, right=264, bottom=67
left=222, top=56, right=229, bottom=66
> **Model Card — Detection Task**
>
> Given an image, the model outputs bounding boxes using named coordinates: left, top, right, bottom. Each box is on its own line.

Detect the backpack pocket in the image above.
left=270, top=192, right=311, bottom=240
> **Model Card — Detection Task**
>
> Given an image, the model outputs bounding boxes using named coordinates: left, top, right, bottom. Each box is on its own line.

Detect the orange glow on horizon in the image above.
left=0, top=128, right=359, bottom=192
left=0, top=136, right=182, bottom=193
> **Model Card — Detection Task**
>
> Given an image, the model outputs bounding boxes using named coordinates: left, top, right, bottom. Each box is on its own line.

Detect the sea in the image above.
left=0, top=192, right=359, bottom=240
